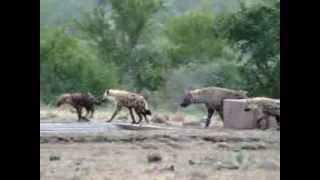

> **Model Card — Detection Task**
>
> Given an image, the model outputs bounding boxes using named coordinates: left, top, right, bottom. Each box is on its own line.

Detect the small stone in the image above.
left=217, top=142, right=230, bottom=149
left=215, top=161, right=239, bottom=170
left=240, top=143, right=266, bottom=150
left=147, top=153, right=162, bottom=163
left=188, top=160, right=196, bottom=165
left=161, top=165, right=175, bottom=171
left=49, top=155, right=60, bottom=161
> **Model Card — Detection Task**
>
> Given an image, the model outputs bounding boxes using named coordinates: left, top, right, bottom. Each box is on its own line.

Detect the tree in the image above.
left=164, top=11, right=226, bottom=67
left=217, top=1, right=280, bottom=97
left=76, top=0, right=164, bottom=87
left=40, top=27, right=119, bottom=103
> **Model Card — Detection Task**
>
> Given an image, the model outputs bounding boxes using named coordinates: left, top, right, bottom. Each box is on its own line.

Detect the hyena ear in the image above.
left=104, top=89, right=110, bottom=97
left=184, top=86, right=194, bottom=94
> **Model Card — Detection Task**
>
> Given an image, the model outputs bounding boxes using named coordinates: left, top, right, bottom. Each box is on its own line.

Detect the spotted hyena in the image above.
left=244, top=97, right=280, bottom=129
left=56, top=92, right=101, bottom=122
left=102, top=89, right=152, bottom=124
left=180, top=87, right=248, bottom=128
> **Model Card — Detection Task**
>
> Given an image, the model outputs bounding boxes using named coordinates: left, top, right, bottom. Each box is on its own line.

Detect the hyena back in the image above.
left=56, top=92, right=101, bottom=122
left=180, top=87, right=248, bottom=128
left=102, top=89, right=151, bottom=124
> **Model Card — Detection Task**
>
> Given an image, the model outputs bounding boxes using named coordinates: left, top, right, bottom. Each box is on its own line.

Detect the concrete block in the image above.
left=223, top=99, right=278, bottom=130
left=223, top=99, right=257, bottom=129
left=223, top=99, right=278, bottom=129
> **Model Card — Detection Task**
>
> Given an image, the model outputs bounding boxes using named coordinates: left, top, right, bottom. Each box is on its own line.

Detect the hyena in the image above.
left=244, top=97, right=280, bottom=129
left=180, top=87, right=248, bottom=128
left=102, top=89, right=152, bottom=124
left=56, top=92, right=101, bottom=122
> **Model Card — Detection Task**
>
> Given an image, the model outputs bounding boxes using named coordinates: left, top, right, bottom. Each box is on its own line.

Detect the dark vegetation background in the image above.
left=40, top=0, right=280, bottom=110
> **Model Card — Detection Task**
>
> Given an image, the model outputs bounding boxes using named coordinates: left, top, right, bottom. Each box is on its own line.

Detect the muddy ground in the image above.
left=40, top=108, right=280, bottom=180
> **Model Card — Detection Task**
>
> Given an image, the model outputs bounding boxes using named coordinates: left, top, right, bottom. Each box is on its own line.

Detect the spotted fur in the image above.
left=244, top=97, right=280, bottom=129
left=180, top=87, right=248, bottom=128
left=102, top=89, right=152, bottom=124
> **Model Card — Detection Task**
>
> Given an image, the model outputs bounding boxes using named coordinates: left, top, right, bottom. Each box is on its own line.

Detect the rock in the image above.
left=171, top=112, right=185, bottom=122
left=147, top=153, right=162, bottom=163
left=240, top=143, right=267, bottom=150
left=217, top=142, right=230, bottom=149
left=151, top=113, right=169, bottom=124
left=49, top=155, right=60, bottom=161
left=161, top=165, right=175, bottom=172
left=188, top=160, right=196, bottom=165
left=258, top=160, right=280, bottom=170
left=215, top=162, right=239, bottom=170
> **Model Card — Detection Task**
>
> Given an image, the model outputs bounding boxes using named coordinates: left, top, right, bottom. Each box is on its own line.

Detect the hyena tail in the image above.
left=143, top=99, right=151, bottom=116
left=56, top=97, right=66, bottom=107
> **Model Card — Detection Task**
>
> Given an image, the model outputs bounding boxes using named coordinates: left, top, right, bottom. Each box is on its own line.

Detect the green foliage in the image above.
left=165, top=11, right=226, bottom=66
left=40, top=28, right=119, bottom=103
left=217, top=1, right=280, bottom=97
left=40, top=0, right=96, bottom=27
left=75, top=0, right=165, bottom=91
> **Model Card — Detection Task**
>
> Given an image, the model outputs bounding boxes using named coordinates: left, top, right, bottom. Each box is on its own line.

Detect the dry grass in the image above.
left=40, top=140, right=279, bottom=180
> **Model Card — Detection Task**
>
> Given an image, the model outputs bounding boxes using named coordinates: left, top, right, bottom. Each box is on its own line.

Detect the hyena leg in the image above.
left=89, top=108, right=94, bottom=118
left=217, top=108, right=224, bottom=122
left=129, top=108, right=137, bottom=124
left=107, top=106, right=122, bottom=122
left=143, top=113, right=149, bottom=123
left=257, top=116, right=268, bottom=130
left=80, top=107, right=89, bottom=122
left=84, top=108, right=89, bottom=118
left=217, top=103, right=224, bottom=121
left=205, top=108, right=214, bottom=128
left=86, top=106, right=94, bottom=119
left=134, top=109, right=143, bottom=124
left=275, top=115, right=280, bottom=127
left=76, top=107, right=82, bottom=121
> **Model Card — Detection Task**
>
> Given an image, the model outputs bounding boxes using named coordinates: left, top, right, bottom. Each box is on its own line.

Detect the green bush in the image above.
left=40, top=28, right=119, bottom=103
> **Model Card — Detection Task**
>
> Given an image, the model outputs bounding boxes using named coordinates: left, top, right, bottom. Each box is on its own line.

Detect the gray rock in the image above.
left=258, top=160, right=280, bottom=170
left=49, top=155, right=60, bottom=161
left=147, top=153, right=162, bottom=163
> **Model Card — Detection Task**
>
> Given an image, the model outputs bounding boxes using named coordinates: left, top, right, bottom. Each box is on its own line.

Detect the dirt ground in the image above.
left=40, top=108, right=280, bottom=180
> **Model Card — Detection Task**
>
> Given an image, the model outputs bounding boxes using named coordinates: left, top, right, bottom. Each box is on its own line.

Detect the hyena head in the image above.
left=235, top=90, right=248, bottom=99
left=101, top=89, right=110, bottom=102
left=143, top=100, right=152, bottom=116
left=56, top=99, right=63, bottom=107
left=180, top=91, right=193, bottom=107
left=87, top=92, right=101, bottom=105
left=244, top=103, right=259, bottom=112
left=145, top=109, right=152, bottom=115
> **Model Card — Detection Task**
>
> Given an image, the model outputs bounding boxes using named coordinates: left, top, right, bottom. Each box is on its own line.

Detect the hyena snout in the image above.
left=145, top=109, right=152, bottom=116
left=56, top=101, right=63, bottom=107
